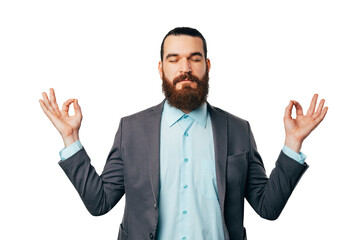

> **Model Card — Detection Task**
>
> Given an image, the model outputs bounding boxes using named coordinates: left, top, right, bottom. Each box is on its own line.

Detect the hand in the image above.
left=39, top=88, right=83, bottom=147
left=283, top=94, right=328, bottom=153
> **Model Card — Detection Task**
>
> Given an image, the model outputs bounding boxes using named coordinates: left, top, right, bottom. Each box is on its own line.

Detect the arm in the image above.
left=246, top=94, right=328, bottom=220
left=59, top=119, right=125, bottom=216
left=245, top=123, right=308, bottom=220
left=39, top=88, right=124, bottom=216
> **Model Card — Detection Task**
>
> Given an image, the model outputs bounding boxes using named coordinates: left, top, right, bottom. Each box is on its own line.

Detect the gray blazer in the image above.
left=59, top=99, right=308, bottom=240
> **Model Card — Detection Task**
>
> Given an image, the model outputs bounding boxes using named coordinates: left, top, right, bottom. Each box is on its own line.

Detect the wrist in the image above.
left=284, top=137, right=302, bottom=153
left=62, top=134, right=79, bottom=148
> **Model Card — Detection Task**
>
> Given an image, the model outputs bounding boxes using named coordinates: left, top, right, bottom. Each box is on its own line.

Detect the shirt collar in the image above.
left=163, top=100, right=208, bottom=128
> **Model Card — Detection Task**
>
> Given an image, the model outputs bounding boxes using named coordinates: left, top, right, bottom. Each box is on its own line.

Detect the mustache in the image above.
left=173, top=73, right=200, bottom=86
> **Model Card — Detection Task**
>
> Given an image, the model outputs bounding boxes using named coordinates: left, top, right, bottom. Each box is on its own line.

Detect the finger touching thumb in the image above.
left=74, top=99, right=82, bottom=112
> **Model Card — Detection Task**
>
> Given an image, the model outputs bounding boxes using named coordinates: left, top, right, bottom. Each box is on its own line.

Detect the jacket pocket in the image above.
left=227, top=151, right=248, bottom=164
left=226, top=151, right=248, bottom=190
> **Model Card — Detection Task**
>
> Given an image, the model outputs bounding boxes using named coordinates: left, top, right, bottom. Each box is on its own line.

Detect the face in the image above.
left=158, top=35, right=211, bottom=112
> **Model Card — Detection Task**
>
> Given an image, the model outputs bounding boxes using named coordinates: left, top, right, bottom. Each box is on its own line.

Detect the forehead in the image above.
left=163, top=35, right=204, bottom=57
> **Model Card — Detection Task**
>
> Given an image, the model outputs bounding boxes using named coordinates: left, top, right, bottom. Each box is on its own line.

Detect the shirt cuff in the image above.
left=59, top=140, right=83, bottom=161
left=282, top=145, right=306, bottom=165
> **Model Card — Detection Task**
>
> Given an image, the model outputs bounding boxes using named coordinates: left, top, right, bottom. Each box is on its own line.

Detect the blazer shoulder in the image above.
left=209, top=103, right=249, bottom=127
left=121, top=100, right=164, bottom=122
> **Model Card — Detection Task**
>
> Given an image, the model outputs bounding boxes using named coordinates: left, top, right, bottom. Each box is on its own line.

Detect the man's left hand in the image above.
left=283, top=94, right=328, bottom=153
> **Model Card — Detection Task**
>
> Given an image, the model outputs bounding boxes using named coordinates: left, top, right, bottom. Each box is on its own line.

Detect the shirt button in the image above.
left=183, top=184, right=188, bottom=189
left=184, top=158, right=188, bottom=163
left=182, top=210, right=187, bottom=215
left=182, top=237, right=187, bottom=240
left=184, top=132, right=188, bottom=137
left=184, top=115, right=189, bottom=119
left=149, top=232, right=154, bottom=239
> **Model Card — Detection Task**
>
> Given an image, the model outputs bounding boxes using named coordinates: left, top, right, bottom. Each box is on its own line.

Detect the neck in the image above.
left=181, top=109, right=191, bottom=114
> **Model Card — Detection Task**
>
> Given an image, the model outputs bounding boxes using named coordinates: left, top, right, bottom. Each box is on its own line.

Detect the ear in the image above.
left=206, top=58, right=211, bottom=72
left=158, top=60, right=163, bottom=79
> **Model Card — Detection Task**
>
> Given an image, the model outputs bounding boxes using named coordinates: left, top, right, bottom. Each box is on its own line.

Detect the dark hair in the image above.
left=160, top=27, right=207, bottom=61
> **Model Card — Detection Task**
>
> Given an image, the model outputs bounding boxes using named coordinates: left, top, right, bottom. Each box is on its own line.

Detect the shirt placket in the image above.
left=178, top=114, right=194, bottom=240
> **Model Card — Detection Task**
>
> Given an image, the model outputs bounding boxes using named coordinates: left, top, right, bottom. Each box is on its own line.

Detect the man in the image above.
left=39, top=27, right=328, bottom=240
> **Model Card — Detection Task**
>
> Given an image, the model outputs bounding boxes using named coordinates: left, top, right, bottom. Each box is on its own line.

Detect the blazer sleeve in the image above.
left=245, top=121, right=309, bottom=220
left=58, top=118, right=125, bottom=216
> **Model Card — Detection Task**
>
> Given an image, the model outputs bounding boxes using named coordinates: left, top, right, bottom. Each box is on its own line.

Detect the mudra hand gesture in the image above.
left=39, top=88, right=83, bottom=147
left=284, top=94, right=328, bottom=153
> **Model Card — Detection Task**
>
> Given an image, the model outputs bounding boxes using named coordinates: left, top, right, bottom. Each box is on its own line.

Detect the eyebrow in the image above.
left=165, top=52, right=203, bottom=60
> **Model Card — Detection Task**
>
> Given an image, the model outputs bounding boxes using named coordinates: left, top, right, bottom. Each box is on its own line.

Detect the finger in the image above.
left=39, top=99, right=64, bottom=127
left=284, top=100, right=293, bottom=120
left=306, top=94, right=318, bottom=116
left=39, top=99, right=53, bottom=118
left=314, top=99, right=325, bottom=119
left=61, top=98, right=75, bottom=117
left=293, top=100, right=304, bottom=116
left=49, top=88, right=62, bottom=116
left=39, top=99, right=59, bottom=123
left=315, top=106, right=328, bottom=123
left=42, top=92, right=56, bottom=115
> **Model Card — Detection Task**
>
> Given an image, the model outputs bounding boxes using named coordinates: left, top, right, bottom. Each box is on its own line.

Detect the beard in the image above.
left=162, top=66, right=209, bottom=112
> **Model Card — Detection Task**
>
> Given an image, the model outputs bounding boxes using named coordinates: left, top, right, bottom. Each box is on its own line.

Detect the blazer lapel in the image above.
left=146, top=99, right=166, bottom=207
left=207, top=102, right=228, bottom=213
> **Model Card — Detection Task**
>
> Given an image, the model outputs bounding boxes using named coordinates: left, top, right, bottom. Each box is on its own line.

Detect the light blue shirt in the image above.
left=59, top=102, right=306, bottom=240
left=156, top=100, right=225, bottom=240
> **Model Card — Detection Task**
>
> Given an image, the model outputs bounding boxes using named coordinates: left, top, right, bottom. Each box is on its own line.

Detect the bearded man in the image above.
left=40, top=27, right=328, bottom=240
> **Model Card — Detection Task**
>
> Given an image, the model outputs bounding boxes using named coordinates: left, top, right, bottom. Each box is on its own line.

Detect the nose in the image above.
left=179, top=58, right=192, bottom=74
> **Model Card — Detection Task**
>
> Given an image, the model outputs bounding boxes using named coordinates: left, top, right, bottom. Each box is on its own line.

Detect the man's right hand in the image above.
left=39, top=88, right=83, bottom=147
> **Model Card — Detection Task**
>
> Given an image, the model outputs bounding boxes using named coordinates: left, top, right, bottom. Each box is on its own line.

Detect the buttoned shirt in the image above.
left=156, top=100, right=225, bottom=240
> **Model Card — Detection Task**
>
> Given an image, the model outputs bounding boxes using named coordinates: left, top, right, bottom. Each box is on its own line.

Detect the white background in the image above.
left=1, top=0, right=360, bottom=239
